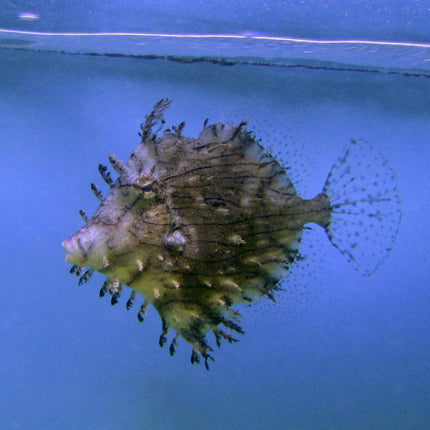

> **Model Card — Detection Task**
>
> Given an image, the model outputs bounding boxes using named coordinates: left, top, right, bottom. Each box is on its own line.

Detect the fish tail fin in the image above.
left=322, top=139, right=401, bottom=276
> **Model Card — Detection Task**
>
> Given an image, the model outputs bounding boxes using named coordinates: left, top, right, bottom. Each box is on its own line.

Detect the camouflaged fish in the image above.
left=62, top=99, right=400, bottom=369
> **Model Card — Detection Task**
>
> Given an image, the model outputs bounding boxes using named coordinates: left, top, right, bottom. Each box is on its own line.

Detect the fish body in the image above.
left=63, top=99, right=400, bottom=367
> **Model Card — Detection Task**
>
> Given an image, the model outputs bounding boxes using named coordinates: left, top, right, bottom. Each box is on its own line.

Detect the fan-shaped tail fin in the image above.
left=322, top=139, right=401, bottom=275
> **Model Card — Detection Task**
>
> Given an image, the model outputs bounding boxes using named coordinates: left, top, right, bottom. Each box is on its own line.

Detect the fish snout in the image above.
left=62, top=235, right=86, bottom=265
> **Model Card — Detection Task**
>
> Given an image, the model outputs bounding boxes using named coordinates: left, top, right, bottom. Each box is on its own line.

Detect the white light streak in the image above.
left=17, top=13, right=40, bottom=21
left=0, top=28, right=429, bottom=49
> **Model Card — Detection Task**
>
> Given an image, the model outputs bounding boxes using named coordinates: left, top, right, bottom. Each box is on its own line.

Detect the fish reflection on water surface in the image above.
left=63, top=99, right=400, bottom=369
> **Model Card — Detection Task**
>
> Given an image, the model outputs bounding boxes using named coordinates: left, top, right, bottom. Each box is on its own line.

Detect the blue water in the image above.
left=1, top=2, right=430, bottom=430
left=2, top=0, right=430, bottom=42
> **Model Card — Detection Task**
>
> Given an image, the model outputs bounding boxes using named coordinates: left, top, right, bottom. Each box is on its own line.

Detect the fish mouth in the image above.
left=62, top=236, right=85, bottom=265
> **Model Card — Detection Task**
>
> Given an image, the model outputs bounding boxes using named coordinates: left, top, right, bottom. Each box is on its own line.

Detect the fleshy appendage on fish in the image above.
left=62, top=99, right=400, bottom=369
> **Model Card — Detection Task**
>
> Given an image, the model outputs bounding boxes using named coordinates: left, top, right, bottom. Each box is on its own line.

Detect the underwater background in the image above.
left=1, top=1, right=429, bottom=429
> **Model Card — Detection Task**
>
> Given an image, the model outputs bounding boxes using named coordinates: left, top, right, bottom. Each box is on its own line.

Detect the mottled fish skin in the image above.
left=63, top=98, right=400, bottom=368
